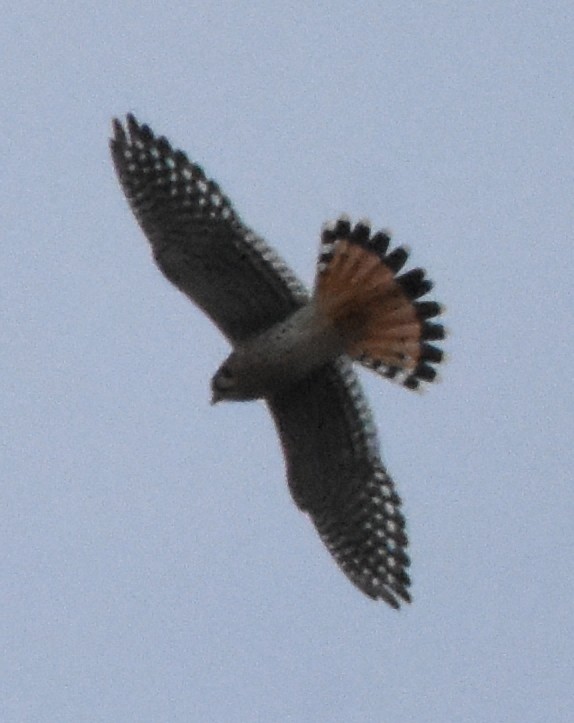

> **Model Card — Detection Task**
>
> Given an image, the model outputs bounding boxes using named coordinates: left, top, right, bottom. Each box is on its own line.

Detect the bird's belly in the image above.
left=240, top=305, right=344, bottom=396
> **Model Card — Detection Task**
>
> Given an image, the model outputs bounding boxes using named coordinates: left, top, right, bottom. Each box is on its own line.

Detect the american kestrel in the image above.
left=111, top=115, right=445, bottom=608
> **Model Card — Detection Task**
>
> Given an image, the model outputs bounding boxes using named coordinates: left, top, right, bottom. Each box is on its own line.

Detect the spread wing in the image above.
left=111, top=116, right=411, bottom=606
left=110, top=114, right=308, bottom=343
left=268, top=357, right=411, bottom=607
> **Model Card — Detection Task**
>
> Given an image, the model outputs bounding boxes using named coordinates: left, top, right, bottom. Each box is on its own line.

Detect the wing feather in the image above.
left=110, top=115, right=307, bottom=342
left=268, top=357, right=411, bottom=607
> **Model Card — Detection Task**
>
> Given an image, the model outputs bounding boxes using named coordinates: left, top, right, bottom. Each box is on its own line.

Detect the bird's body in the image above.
left=212, top=302, right=344, bottom=401
left=111, top=115, right=446, bottom=608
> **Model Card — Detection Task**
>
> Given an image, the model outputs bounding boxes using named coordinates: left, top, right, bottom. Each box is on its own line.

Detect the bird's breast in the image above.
left=236, top=303, right=345, bottom=397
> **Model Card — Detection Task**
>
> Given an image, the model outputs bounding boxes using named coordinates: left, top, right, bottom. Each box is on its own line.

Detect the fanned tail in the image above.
left=314, top=217, right=446, bottom=391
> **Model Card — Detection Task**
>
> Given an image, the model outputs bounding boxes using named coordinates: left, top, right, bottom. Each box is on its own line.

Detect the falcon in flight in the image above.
left=111, top=115, right=445, bottom=608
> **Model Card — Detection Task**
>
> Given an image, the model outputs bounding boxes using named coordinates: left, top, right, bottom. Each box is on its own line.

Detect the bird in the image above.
left=110, top=114, right=445, bottom=608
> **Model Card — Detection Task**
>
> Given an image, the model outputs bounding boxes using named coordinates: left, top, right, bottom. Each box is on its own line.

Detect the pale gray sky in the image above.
left=2, top=2, right=573, bottom=721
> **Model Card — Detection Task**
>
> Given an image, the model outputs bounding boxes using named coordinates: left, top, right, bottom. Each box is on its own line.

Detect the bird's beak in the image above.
left=211, top=390, right=221, bottom=406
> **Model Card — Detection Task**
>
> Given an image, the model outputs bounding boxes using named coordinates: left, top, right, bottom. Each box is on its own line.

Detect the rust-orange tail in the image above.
left=314, top=217, right=445, bottom=390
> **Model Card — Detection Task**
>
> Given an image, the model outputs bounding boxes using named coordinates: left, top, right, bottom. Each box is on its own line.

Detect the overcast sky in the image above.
left=2, top=2, right=573, bottom=721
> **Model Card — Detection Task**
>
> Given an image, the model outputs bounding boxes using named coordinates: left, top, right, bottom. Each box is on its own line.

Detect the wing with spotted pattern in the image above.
left=268, top=357, right=411, bottom=607
left=110, top=115, right=308, bottom=343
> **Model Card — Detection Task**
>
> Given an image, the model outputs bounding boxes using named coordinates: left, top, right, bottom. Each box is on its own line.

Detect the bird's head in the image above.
left=211, top=352, right=252, bottom=403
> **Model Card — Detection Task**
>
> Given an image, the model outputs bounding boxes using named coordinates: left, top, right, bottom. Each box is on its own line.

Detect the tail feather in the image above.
left=314, top=217, right=446, bottom=391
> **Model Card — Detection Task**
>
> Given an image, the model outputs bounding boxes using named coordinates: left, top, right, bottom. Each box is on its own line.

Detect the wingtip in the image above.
left=126, top=112, right=139, bottom=133
left=110, top=116, right=126, bottom=144
left=111, top=114, right=144, bottom=143
left=369, top=580, right=412, bottom=608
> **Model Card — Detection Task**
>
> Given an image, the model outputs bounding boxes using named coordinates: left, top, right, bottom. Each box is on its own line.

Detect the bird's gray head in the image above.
left=211, top=348, right=279, bottom=403
left=211, top=358, right=237, bottom=404
left=211, top=352, right=254, bottom=403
